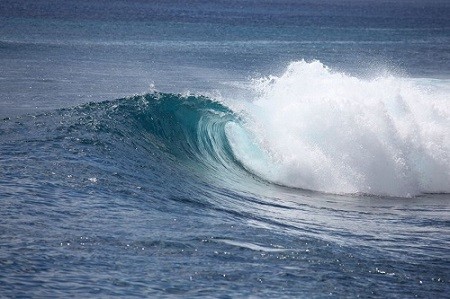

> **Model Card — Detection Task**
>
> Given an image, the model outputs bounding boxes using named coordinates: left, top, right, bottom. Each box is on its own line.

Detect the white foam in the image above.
left=227, top=60, right=450, bottom=197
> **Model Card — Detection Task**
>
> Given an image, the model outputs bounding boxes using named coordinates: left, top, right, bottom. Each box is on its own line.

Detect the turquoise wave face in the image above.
left=99, top=93, right=244, bottom=177
left=18, top=93, right=259, bottom=189
left=1, top=92, right=272, bottom=202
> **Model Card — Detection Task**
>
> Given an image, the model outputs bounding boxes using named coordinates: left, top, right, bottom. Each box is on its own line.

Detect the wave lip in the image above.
left=227, top=60, right=450, bottom=197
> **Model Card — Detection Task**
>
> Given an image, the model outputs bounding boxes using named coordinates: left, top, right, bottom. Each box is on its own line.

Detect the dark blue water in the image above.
left=1, top=1, right=449, bottom=297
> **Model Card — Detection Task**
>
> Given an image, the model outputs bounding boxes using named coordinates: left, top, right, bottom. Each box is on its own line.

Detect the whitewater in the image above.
left=226, top=60, right=450, bottom=197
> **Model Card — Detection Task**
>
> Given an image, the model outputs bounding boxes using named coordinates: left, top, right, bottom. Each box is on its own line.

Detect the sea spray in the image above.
left=227, top=60, right=450, bottom=197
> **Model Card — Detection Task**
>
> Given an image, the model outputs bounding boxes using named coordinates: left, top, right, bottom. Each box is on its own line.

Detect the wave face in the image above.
left=227, top=60, right=450, bottom=197
left=52, top=93, right=252, bottom=188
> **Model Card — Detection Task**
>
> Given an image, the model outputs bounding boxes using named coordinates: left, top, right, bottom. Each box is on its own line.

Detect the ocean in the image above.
left=1, top=0, right=449, bottom=297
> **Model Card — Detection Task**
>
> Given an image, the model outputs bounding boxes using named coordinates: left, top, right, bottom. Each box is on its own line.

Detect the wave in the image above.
left=15, top=60, right=448, bottom=198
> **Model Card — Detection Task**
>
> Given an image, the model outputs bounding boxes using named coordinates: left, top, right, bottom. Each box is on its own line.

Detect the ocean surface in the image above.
left=1, top=0, right=449, bottom=297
